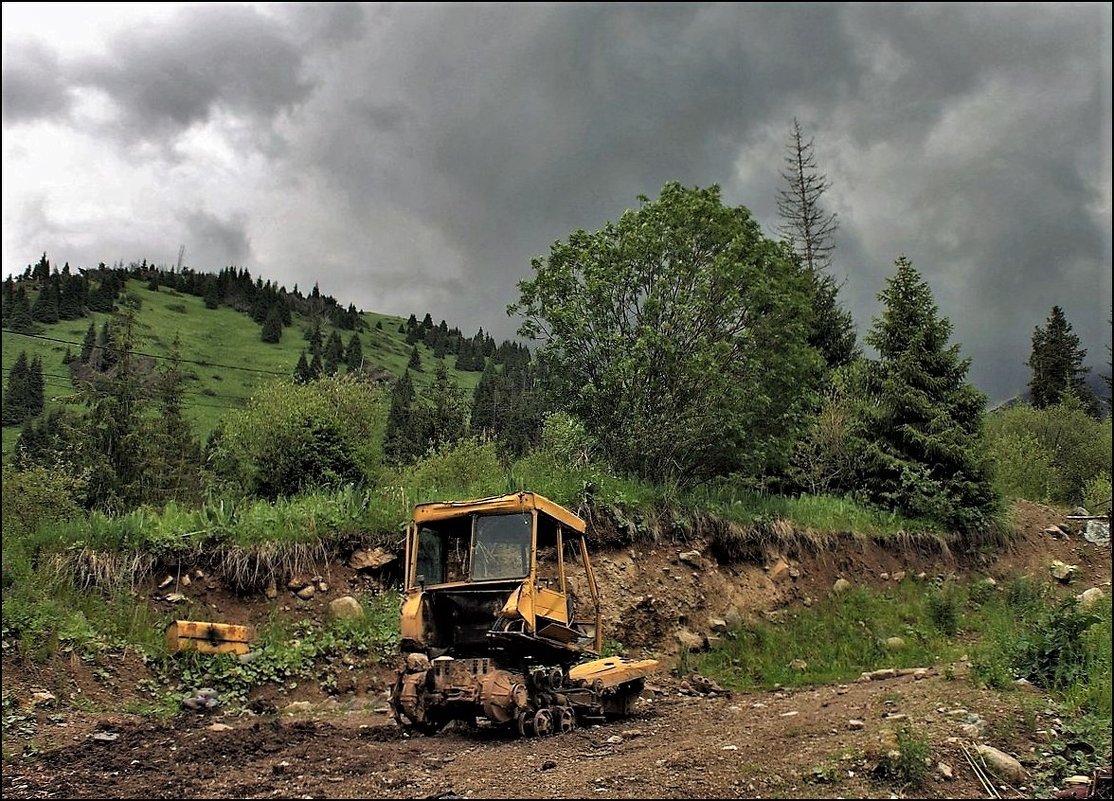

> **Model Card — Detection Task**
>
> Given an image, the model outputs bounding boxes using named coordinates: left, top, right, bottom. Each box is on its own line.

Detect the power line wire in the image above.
left=4, top=331, right=291, bottom=376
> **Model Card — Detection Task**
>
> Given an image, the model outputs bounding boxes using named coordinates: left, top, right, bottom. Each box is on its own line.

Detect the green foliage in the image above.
left=858, top=256, right=996, bottom=531
left=397, top=438, right=505, bottom=502
left=876, top=726, right=930, bottom=787
left=925, top=587, right=960, bottom=636
left=210, top=375, right=387, bottom=499
left=789, top=360, right=870, bottom=495
left=985, top=395, right=1112, bottom=506
left=0, top=464, right=86, bottom=539
left=511, top=181, right=820, bottom=485
left=155, top=592, right=401, bottom=706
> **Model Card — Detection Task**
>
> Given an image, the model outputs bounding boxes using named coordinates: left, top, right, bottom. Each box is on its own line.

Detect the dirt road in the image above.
left=2, top=668, right=1048, bottom=799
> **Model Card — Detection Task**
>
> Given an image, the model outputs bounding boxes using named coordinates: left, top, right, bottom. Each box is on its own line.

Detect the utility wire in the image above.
left=4, top=331, right=291, bottom=376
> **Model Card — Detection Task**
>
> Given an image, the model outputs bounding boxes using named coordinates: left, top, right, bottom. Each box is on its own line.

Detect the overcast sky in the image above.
left=2, top=2, right=1110, bottom=401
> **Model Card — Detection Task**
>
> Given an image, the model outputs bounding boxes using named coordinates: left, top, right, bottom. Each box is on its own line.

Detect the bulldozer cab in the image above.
left=401, top=492, right=602, bottom=662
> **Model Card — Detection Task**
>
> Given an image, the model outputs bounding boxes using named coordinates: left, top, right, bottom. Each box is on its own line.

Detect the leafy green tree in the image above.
left=345, top=333, right=363, bottom=371
left=859, top=256, right=995, bottom=530
left=420, top=363, right=469, bottom=451
left=510, top=181, right=819, bottom=484
left=261, top=305, right=284, bottom=343
left=209, top=375, right=386, bottom=499
left=1027, top=305, right=1098, bottom=416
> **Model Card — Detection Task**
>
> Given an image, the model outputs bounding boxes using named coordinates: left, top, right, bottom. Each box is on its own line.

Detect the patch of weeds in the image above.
left=875, top=726, right=929, bottom=788
left=602, top=638, right=627, bottom=657
left=926, top=587, right=960, bottom=636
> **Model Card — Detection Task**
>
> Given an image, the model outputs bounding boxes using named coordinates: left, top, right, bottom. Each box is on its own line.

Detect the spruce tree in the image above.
left=2, top=351, right=30, bottom=426
left=1027, top=305, right=1097, bottom=415
left=31, top=279, right=60, bottom=323
left=408, top=345, right=422, bottom=371
left=324, top=330, right=344, bottom=375
left=345, top=333, right=363, bottom=371
left=471, top=360, right=499, bottom=434
left=383, top=370, right=418, bottom=462
left=309, top=351, right=323, bottom=380
left=7, top=289, right=34, bottom=333
left=776, top=118, right=858, bottom=371
left=146, top=335, right=202, bottom=504
left=28, top=355, right=44, bottom=415
left=261, top=305, right=284, bottom=343
left=294, top=351, right=312, bottom=384
left=860, top=256, right=995, bottom=530
left=424, top=362, right=468, bottom=449
left=80, top=321, right=97, bottom=363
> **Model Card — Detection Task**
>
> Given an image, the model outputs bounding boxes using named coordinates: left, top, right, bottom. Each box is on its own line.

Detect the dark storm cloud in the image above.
left=1, top=40, right=73, bottom=122
left=184, top=209, right=253, bottom=269
left=2, top=3, right=1109, bottom=401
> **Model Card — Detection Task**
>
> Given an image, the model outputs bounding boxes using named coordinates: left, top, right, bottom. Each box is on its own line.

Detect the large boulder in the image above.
left=328, top=595, right=365, bottom=620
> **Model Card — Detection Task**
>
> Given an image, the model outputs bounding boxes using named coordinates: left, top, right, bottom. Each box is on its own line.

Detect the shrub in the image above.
left=210, top=376, right=387, bottom=499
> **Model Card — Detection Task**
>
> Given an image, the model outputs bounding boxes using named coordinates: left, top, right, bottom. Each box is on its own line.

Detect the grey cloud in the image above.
left=1, top=40, right=72, bottom=123
left=183, top=209, right=252, bottom=269
left=2, top=3, right=1110, bottom=402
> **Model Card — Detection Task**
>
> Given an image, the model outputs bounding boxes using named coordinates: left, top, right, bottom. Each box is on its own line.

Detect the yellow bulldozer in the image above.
left=389, top=491, right=657, bottom=737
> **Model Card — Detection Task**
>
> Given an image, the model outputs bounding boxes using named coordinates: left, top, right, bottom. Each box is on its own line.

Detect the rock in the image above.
left=848, top=719, right=865, bottom=731
left=620, top=729, right=643, bottom=738
left=348, top=547, right=397, bottom=571
left=283, top=701, right=312, bottom=715
left=868, top=668, right=897, bottom=681
left=1050, top=560, right=1077, bottom=582
left=605, top=735, right=624, bottom=744
left=1084, top=520, right=1110, bottom=545
left=768, top=558, right=791, bottom=583
left=287, top=576, right=311, bottom=591
left=164, top=592, right=187, bottom=603
left=880, top=572, right=890, bottom=581
left=802, top=596, right=813, bottom=607
left=960, top=722, right=984, bottom=738
left=197, top=687, right=218, bottom=699
left=273, top=760, right=291, bottom=775
left=238, top=651, right=259, bottom=664
left=1072, top=506, right=1089, bottom=517
left=892, top=570, right=906, bottom=582
left=1044, top=525, right=1067, bottom=539
left=194, top=569, right=205, bottom=579
left=208, top=723, right=233, bottom=732
left=708, top=617, right=728, bottom=634
left=180, top=575, right=191, bottom=587
left=689, top=674, right=726, bottom=694
left=974, top=745, right=1025, bottom=785
left=91, top=732, right=119, bottom=743
left=1078, top=587, right=1105, bottom=609
left=158, top=575, right=174, bottom=589
left=884, top=636, right=906, bottom=650
left=296, top=584, right=316, bottom=600
left=676, top=628, right=704, bottom=652
left=678, top=550, right=703, bottom=568
left=329, top=596, right=364, bottom=620
left=406, top=652, right=431, bottom=672
left=913, top=668, right=929, bottom=680
left=540, top=759, right=558, bottom=771
left=317, top=581, right=329, bottom=593
left=30, top=691, right=56, bottom=706
left=832, top=578, right=852, bottom=594
left=915, top=572, right=927, bottom=581
left=789, top=566, right=801, bottom=579
left=722, top=744, right=739, bottom=751
left=789, top=659, right=808, bottom=672
left=936, top=761, right=954, bottom=780
left=779, top=710, right=799, bottom=718
left=265, top=580, right=278, bottom=600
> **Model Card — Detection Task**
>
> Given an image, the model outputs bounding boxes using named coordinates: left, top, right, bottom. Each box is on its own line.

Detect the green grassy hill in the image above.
left=2, top=279, right=482, bottom=455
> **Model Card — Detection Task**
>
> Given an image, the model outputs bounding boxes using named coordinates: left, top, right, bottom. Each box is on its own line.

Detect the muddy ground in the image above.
left=2, top=501, right=1110, bottom=799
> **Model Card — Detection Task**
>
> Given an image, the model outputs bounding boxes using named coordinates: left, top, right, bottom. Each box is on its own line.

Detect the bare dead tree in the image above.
left=777, top=118, right=838, bottom=274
